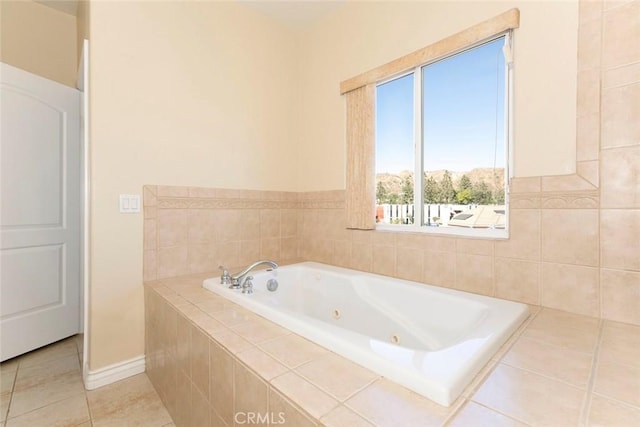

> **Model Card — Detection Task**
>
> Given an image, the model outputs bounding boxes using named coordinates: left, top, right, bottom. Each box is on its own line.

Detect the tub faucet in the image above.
left=229, top=260, right=278, bottom=289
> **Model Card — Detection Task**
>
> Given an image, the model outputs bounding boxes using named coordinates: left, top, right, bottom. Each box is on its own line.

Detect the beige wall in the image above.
left=88, top=0, right=299, bottom=369
left=0, top=0, right=77, bottom=87
left=296, top=0, right=579, bottom=190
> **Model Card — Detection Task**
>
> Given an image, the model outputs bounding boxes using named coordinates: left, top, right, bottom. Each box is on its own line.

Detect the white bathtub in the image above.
left=203, top=262, right=528, bottom=406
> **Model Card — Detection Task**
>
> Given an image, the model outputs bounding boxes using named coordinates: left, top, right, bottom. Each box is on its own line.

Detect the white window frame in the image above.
left=375, top=31, right=514, bottom=239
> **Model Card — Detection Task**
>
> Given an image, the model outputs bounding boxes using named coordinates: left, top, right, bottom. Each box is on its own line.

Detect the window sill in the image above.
left=375, top=223, right=509, bottom=240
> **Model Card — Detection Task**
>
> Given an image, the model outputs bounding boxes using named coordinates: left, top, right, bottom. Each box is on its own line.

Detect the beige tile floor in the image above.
left=0, top=335, right=174, bottom=427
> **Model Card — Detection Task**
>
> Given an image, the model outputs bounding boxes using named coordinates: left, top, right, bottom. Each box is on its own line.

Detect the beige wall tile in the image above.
left=423, top=250, right=455, bottom=288
left=424, top=235, right=456, bottom=252
left=601, top=146, right=640, bottom=208
left=502, top=336, right=594, bottom=387
left=271, top=372, right=338, bottom=420
left=448, top=400, right=526, bottom=427
left=579, top=0, right=603, bottom=24
left=577, top=113, right=601, bottom=161
left=600, top=321, right=640, bottom=367
left=280, top=237, right=299, bottom=262
left=472, top=364, right=585, bottom=426
left=395, top=247, right=423, bottom=282
left=494, top=258, right=540, bottom=305
left=280, top=209, right=298, bottom=237
left=495, top=210, right=540, bottom=261
left=522, top=308, right=599, bottom=353
left=320, top=405, right=374, bottom=427
left=187, top=209, right=216, bottom=244
left=372, top=245, right=396, bottom=277
left=187, top=243, right=217, bottom=274
left=234, top=362, right=269, bottom=425
left=600, top=209, right=640, bottom=270
left=578, top=17, right=602, bottom=71
left=231, top=319, right=290, bottom=345
left=588, top=394, right=640, bottom=427
left=214, top=210, right=241, bottom=244
left=601, top=83, right=640, bottom=149
left=456, top=238, right=494, bottom=256
left=258, top=334, right=327, bottom=369
left=295, top=353, right=378, bottom=401
left=601, top=269, right=640, bottom=325
left=577, top=68, right=601, bottom=117
left=210, top=342, right=235, bottom=426
left=510, top=177, right=541, bottom=194
left=157, top=246, right=189, bottom=279
left=260, top=209, right=281, bottom=239
left=345, top=379, right=449, bottom=426
left=594, top=360, right=640, bottom=406
left=541, top=175, right=597, bottom=192
left=269, top=389, right=317, bottom=427
left=350, top=242, right=372, bottom=273
left=191, top=382, right=211, bottom=427
left=239, top=240, right=261, bottom=267
left=174, top=371, right=191, bottom=427
left=603, top=62, right=640, bottom=89
left=542, top=209, right=599, bottom=267
left=158, top=209, right=188, bottom=248
left=143, top=185, right=158, bottom=206
left=190, top=326, right=210, bottom=401
left=332, top=239, right=352, bottom=268
left=577, top=160, right=599, bottom=186
left=144, top=250, right=157, bottom=282
left=260, top=238, right=281, bottom=261
left=542, top=263, right=599, bottom=317
left=157, top=186, right=189, bottom=197
left=144, top=218, right=157, bottom=250
left=602, top=0, right=640, bottom=67
left=235, top=348, right=288, bottom=381
left=455, top=254, right=494, bottom=296
left=395, top=232, right=426, bottom=250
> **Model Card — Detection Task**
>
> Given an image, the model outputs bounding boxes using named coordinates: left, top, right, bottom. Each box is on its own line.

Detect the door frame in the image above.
left=77, top=39, right=90, bottom=382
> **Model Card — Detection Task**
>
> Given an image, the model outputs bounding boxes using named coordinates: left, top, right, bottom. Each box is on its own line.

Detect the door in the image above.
left=1, top=63, right=81, bottom=361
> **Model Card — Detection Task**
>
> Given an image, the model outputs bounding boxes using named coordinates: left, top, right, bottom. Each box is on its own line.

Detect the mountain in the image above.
left=377, top=168, right=505, bottom=194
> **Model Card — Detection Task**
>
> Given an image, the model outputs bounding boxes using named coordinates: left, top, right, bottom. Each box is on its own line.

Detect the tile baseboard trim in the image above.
left=84, top=354, right=146, bottom=390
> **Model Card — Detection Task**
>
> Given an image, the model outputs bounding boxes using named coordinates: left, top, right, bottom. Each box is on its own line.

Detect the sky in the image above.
left=375, top=37, right=506, bottom=174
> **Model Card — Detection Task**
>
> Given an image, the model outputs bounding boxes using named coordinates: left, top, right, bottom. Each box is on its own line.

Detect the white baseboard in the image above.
left=84, top=354, right=146, bottom=390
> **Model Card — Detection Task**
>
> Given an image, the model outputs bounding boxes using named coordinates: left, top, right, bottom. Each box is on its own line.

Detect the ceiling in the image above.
left=34, top=0, right=79, bottom=16
left=32, top=1, right=346, bottom=30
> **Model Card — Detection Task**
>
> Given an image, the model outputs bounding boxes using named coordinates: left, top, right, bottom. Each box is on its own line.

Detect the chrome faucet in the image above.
left=226, top=260, right=278, bottom=290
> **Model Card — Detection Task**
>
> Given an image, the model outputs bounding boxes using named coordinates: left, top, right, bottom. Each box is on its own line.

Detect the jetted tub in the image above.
left=203, top=262, right=528, bottom=406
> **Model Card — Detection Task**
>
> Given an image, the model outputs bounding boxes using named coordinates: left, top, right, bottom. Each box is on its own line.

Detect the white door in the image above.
left=1, top=63, right=81, bottom=361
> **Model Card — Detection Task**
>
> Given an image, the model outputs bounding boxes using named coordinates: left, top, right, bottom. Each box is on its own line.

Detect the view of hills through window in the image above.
left=376, top=37, right=507, bottom=229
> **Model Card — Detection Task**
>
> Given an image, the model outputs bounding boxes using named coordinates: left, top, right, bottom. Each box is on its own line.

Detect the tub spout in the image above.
left=229, top=260, right=278, bottom=289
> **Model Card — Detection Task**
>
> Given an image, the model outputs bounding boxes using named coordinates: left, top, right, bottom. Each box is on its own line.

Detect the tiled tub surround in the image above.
left=145, top=274, right=640, bottom=426
left=203, top=262, right=529, bottom=406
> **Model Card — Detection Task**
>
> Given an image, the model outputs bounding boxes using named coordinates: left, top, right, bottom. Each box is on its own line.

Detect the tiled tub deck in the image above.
left=145, top=273, right=640, bottom=427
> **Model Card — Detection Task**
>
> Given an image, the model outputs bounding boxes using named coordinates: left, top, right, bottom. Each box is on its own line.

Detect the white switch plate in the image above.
left=119, top=194, right=141, bottom=213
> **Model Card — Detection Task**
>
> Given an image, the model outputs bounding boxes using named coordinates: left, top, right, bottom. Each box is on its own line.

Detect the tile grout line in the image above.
left=578, top=318, right=605, bottom=427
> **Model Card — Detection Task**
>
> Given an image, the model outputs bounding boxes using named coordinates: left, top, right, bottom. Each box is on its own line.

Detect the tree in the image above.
left=423, top=175, right=439, bottom=203
left=455, top=174, right=474, bottom=204
left=473, top=180, right=493, bottom=204
left=400, top=175, right=414, bottom=204
left=376, top=181, right=388, bottom=204
left=439, top=170, right=456, bottom=204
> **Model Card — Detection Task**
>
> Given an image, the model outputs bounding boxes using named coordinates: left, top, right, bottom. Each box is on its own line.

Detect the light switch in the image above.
left=119, top=194, right=141, bottom=213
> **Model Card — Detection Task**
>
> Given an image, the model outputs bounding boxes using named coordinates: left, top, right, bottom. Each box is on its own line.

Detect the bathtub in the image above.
left=202, top=262, right=528, bottom=406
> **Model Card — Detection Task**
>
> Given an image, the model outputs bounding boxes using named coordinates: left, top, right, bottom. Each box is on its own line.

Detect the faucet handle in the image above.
left=242, top=276, right=254, bottom=294
left=219, top=265, right=231, bottom=285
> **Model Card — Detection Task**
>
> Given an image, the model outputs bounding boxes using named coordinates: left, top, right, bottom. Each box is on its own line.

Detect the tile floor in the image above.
left=0, top=335, right=174, bottom=426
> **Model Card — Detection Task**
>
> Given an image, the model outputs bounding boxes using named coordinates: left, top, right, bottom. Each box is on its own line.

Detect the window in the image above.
left=375, top=34, right=511, bottom=237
